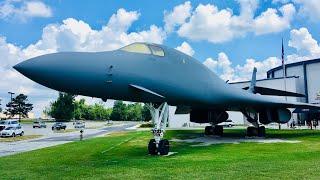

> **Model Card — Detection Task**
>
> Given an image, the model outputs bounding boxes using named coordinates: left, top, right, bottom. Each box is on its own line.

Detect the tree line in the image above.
left=44, top=92, right=151, bottom=122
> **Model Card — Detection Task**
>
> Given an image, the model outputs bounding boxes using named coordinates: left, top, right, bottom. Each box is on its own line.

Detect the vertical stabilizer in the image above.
left=248, top=67, right=257, bottom=93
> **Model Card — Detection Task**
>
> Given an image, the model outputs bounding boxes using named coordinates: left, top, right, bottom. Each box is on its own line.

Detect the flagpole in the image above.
left=282, top=38, right=287, bottom=101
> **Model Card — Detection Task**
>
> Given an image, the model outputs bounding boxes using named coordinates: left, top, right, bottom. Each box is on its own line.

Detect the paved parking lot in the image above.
left=0, top=121, right=138, bottom=157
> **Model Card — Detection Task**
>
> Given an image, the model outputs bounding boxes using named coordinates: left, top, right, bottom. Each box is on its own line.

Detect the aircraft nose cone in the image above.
left=13, top=61, right=31, bottom=76
left=13, top=56, right=43, bottom=81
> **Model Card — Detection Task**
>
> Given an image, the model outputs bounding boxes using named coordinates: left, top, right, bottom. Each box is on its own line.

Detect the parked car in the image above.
left=74, top=121, right=85, bottom=129
left=0, top=119, right=20, bottom=131
left=52, top=122, right=67, bottom=131
left=33, top=121, right=47, bottom=128
left=218, top=119, right=235, bottom=127
left=0, top=125, right=24, bottom=137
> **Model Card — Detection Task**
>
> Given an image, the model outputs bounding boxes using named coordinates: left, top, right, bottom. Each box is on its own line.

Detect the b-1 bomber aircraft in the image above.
left=14, top=42, right=320, bottom=155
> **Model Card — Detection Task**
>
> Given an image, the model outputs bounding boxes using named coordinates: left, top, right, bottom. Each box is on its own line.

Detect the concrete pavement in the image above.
left=0, top=122, right=138, bottom=157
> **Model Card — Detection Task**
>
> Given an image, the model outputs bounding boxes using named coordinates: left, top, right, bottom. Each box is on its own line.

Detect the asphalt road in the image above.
left=0, top=122, right=138, bottom=157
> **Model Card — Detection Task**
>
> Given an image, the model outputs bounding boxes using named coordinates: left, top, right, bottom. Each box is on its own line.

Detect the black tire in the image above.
left=148, top=139, right=157, bottom=155
left=247, top=126, right=257, bottom=137
left=258, top=126, right=266, bottom=137
left=158, top=139, right=170, bottom=155
left=20, top=131, right=24, bottom=136
left=33, top=126, right=35, bottom=128
left=204, top=126, right=214, bottom=135
left=52, top=127, right=54, bottom=131
left=214, top=126, right=223, bottom=136
left=12, top=133, right=15, bottom=137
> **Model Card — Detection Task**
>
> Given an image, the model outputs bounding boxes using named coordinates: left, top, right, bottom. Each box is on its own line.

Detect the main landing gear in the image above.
left=242, top=111, right=266, bottom=137
left=146, top=102, right=170, bottom=155
left=204, top=125, right=223, bottom=136
left=246, top=126, right=266, bottom=137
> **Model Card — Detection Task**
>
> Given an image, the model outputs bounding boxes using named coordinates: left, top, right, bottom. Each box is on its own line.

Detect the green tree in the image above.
left=126, top=103, right=143, bottom=121
left=142, top=104, right=151, bottom=121
left=110, top=101, right=127, bottom=121
left=4, top=94, right=33, bottom=121
left=74, top=99, right=87, bottom=120
left=47, top=92, right=75, bottom=121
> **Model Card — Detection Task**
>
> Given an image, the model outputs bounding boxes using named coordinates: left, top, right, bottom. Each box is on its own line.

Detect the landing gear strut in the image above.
left=205, top=125, right=223, bottom=136
left=242, top=111, right=266, bottom=137
left=146, top=102, right=170, bottom=155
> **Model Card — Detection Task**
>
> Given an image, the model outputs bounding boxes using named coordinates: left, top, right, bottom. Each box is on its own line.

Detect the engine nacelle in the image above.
left=259, top=108, right=291, bottom=124
left=190, top=109, right=228, bottom=124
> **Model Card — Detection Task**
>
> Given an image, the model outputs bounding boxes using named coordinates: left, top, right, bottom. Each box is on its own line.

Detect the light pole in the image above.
left=8, top=92, right=15, bottom=102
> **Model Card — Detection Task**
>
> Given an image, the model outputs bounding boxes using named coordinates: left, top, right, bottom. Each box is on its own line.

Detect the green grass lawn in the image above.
left=0, top=129, right=320, bottom=179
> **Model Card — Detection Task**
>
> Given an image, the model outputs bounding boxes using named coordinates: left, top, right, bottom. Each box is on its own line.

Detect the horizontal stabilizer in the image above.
left=129, top=84, right=165, bottom=99
left=243, top=86, right=305, bottom=97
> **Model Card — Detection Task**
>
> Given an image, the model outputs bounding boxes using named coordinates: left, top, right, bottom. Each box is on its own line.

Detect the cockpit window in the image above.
left=120, top=43, right=151, bottom=55
left=149, top=45, right=165, bottom=57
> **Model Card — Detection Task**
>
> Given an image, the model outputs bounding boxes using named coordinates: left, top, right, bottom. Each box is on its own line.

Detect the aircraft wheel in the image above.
left=247, top=127, right=258, bottom=137
left=204, top=126, right=214, bottom=135
left=148, top=139, right=157, bottom=155
left=214, top=126, right=223, bottom=136
left=158, top=139, right=170, bottom=155
left=258, top=126, right=266, bottom=137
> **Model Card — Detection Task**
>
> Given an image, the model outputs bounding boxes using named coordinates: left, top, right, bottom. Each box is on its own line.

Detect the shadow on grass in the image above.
left=166, top=128, right=320, bottom=140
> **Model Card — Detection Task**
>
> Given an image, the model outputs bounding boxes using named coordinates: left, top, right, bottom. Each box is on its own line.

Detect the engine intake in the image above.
left=259, top=108, right=291, bottom=124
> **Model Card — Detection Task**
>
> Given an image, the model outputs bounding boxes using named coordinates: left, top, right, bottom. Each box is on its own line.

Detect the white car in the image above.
left=74, top=122, right=85, bottom=129
left=0, top=126, right=24, bottom=137
left=218, top=120, right=235, bottom=127
left=0, top=119, right=20, bottom=131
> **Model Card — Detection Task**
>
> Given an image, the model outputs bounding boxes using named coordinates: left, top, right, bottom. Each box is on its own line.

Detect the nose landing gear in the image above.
left=146, top=102, right=170, bottom=155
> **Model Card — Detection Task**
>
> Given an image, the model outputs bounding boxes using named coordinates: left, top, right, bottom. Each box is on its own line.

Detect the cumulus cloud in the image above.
left=164, top=1, right=192, bottom=33
left=175, top=41, right=194, bottom=56
left=203, top=27, right=320, bottom=82
left=0, top=0, right=52, bottom=21
left=203, top=53, right=236, bottom=81
left=253, top=3, right=295, bottom=35
left=293, top=0, right=320, bottom=21
left=203, top=53, right=281, bottom=82
left=287, top=27, right=320, bottom=62
left=0, top=8, right=166, bottom=116
left=176, top=1, right=295, bottom=43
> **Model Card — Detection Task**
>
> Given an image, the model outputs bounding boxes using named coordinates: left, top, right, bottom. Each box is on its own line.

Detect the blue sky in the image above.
left=0, top=0, right=320, bottom=116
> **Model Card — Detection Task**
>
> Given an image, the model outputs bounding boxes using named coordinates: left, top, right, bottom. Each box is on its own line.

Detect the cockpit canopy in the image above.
left=120, top=43, right=165, bottom=57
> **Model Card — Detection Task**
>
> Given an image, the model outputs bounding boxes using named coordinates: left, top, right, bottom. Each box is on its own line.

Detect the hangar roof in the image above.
left=267, top=58, right=320, bottom=75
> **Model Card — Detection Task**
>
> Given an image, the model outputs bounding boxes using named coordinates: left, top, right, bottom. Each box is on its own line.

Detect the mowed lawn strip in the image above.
left=0, top=129, right=319, bottom=179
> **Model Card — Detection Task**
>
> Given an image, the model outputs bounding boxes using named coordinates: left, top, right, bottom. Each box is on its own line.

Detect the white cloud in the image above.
left=0, top=8, right=166, bottom=116
left=0, top=0, right=52, bottom=21
left=203, top=52, right=235, bottom=81
left=287, top=27, right=320, bottom=62
left=175, top=41, right=194, bottom=56
left=203, top=27, right=320, bottom=82
left=176, top=1, right=295, bottom=43
left=163, top=1, right=192, bottom=33
left=253, top=3, right=295, bottom=35
left=203, top=53, right=281, bottom=82
left=293, top=0, right=320, bottom=21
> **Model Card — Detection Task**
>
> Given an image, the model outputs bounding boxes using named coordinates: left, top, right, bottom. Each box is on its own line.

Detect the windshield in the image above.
left=120, top=43, right=151, bottom=54
left=149, top=45, right=164, bottom=57
left=5, top=127, right=13, bottom=130
left=0, top=121, right=6, bottom=125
